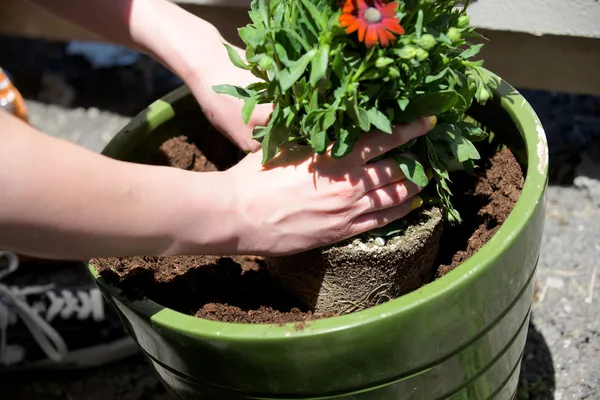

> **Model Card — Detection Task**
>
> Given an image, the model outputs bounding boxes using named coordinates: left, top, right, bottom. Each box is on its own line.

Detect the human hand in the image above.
left=222, top=117, right=435, bottom=256
left=184, top=42, right=272, bottom=152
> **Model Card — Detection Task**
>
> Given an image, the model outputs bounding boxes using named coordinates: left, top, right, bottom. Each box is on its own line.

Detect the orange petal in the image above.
left=379, top=2, right=398, bottom=18
left=342, top=0, right=355, bottom=13
left=345, top=20, right=361, bottom=33
left=358, top=20, right=367, bottom=42
left=365, top=24, right=379, bottom=48
left=376, top=25, right=390, bottom=47
left=339, top=15, right=354, bottom=27
left=382, top=18, right=405, bottom=35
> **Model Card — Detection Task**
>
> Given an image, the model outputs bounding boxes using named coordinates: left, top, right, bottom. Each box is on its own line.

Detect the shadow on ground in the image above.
left=518, top=319, right=556, bottom=400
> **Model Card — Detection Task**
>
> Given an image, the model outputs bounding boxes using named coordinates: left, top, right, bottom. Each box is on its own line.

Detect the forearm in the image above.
left=0, top=111, right=236, bottom=259
left=28, top=0, right=224, bottom=81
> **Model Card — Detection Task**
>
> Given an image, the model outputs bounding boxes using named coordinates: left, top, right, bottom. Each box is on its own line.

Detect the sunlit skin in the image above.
left=339, top=0, right=405, bottom=47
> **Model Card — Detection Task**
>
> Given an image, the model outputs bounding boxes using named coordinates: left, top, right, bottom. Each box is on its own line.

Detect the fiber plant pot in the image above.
left=88, top=71, right=548, bottom=400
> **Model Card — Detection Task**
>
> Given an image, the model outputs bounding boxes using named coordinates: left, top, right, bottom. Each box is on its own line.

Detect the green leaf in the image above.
left=375, top=57, right=394, bottom=68
left=212, top=85, right=253, bottom=100
left=425, top=67, right=449, bottom=83
left=247, top=82, right=269, bottom=91
left=460, top=44, right=484, bottom=59
left=224, top=43, right=250, bottom=70
left=309, top=89, right=319, bottom=109
left=310, top=45, right=330, bottom=86
left=238, top=27, right=265, bottom=49
left=241, top=97, right=258, bottom=125
left=283, top=106, right=296, bottom=127
left=395, top=156, right=429, bottom=188
left=357, top=107, right=371, bottom=131
left=332, top=123, right=359, bottom=158
left=258, top=0, right=270, bottom=28
left=311, top=130, right=327, bottom=153
left=299, top=0, right=327, bottom=29
left=415, top=9, right=424, bottom=38
left=332, top=50, right=344, bottom=79
left=457, top=122, right=488, bottom=142
left=293, top=77, right=308, bottom=100
left=427, top=122, right=459, bottom=142
left=438, top=33, right=452, bottom=46
left=398, top=98, right=410, bottom=111
left=261, top=105, right=288, bottom=164
left=451, top=136, right=481, bottom=162
left=322, top=108, right=336, bottom=132
left=367, top=108, right=392, bottom=133
left=275, top=43, right=292, bottom=67
left=252, top=126, right=266, bottom=140
left=405, top=90, right=459, bottom=118
left=279, top=49, right=317, bottom=92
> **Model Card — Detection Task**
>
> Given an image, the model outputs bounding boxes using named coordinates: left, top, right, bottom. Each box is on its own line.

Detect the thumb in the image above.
left=249, top=103, right=275, bottom=128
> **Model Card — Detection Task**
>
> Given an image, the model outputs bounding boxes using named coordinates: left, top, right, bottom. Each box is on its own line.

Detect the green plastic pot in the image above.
left=88, top=70, right=548, bottom=400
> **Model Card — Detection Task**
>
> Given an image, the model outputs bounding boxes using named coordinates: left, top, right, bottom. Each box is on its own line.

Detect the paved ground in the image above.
left=1, top=36, right=599, bottom=399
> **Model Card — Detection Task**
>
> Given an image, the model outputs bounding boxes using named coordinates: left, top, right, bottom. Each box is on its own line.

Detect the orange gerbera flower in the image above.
left=338, top=0, right=405, bottom=48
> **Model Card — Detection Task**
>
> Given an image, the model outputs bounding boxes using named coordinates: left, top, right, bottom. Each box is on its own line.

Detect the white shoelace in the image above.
left=0, top=251, right=68, bottom=364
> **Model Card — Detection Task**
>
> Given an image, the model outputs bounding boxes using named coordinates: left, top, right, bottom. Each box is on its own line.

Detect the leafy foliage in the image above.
left=214, top=0, right=497, bottom=224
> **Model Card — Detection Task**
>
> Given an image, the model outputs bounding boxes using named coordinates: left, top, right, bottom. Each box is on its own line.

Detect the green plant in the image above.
left=214, top=0, right=496, bottom=225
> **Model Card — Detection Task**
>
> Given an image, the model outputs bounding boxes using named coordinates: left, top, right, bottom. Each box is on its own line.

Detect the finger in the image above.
left=349, top=195, right=424, bottom=235
left=248, top=103, right=275, bottom=127
left=350, top=116, right=436, bottom=165
left=356, top=152, right=424, bottom=191
left=358, top=157, right=405, bottom=191
left=355, top=178, right=423, bottom=215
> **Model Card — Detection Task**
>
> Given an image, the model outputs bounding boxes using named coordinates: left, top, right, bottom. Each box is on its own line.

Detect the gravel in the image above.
left=1, top=36, right=599, bottom=399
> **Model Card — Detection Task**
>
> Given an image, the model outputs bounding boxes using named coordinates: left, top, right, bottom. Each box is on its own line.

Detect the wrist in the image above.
left=161, top=169, right=243, bottom=256
left=132, top=0, right=224, bottom=83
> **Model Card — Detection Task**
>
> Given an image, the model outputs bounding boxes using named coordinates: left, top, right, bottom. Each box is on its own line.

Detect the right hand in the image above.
left=224, top=116, right=436, bottom=256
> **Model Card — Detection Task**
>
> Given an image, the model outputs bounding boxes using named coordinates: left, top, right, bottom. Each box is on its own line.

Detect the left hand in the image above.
left=183, top=42, right=272, bottom=152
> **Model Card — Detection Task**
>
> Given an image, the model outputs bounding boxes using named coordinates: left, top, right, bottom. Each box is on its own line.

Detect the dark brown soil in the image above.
left=94, top=137, right=524, bottom=325
left=435, top=147, right=525, bottom=277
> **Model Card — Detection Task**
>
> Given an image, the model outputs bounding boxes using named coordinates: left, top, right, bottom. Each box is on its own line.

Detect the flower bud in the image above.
left=388, top=67, right=400, bottom=78
left=418, top=34, right=437, bottom=51
left=397, top=45, right=418, bottom=60
left=477, top=86, right=490, bottom=103
left=457, top=15, right=470, bottom=28
left=415, top=48, right=429, bottom=62
left=258, top=56, right=274, bottom=70
left=447, top=27, right=462, bottom=43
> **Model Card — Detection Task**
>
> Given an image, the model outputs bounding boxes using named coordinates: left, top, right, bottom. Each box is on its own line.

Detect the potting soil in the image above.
left=94, top=136, right=524, bottom=325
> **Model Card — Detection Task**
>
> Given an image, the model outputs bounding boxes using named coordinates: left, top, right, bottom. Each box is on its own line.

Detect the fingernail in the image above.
left=425, top=167, right=433, bottom=180
left=428, top=116, right=437, bottom=128
left=412, top=197, right=424, bottom=210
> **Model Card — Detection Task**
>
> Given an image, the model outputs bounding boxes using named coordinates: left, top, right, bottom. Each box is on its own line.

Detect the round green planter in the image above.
left=88, top=71, right=548, bottom=400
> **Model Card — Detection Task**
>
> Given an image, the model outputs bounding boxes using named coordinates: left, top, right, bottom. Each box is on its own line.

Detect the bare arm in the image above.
left=0, top=111, right=237, bottom=259
left=29, top=0, right=218, bottom=82
left=29, top=0, right=273, bottom=150
left=0, top=110, right=433, bottom=259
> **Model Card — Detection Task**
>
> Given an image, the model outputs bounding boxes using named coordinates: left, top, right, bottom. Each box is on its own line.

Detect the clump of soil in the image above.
left=435, top=147, right=525, bottom=277
left=156, top=135, right=219, bottom=172
left=94, top=136, right=524, bottom=324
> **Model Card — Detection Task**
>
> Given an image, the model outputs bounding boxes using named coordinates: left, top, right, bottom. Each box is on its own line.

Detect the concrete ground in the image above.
left=1, top=36, right=599, bottom=399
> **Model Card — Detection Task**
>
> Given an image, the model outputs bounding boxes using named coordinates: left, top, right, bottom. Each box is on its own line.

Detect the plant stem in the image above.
left=463, top=0, right=472, bottom=12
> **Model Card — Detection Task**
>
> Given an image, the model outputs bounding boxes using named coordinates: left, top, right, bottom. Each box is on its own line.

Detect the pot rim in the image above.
left=88, top=69, right=549, bottom=340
